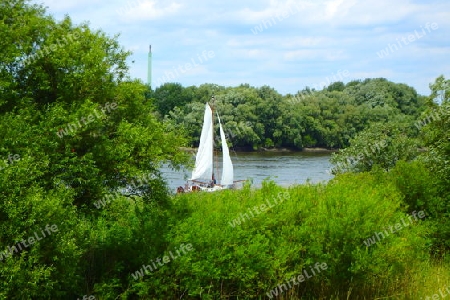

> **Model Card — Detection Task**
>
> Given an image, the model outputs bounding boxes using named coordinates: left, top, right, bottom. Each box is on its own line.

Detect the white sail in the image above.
left=217, top=114, right=234, bottom=185
left=191, top=104, right=213, bottom=181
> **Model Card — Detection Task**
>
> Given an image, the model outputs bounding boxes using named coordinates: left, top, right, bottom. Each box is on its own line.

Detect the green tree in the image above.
left=157, top=78, right=426, bottom=150
left=0, top=1, right=188, bottom=297
left=417, top=75, right=450, bottom=253
left=327, top=81, right=345, bottom=92
left=152, top=82, right=191, bottom=118
left=330, top=121, right=418, bottom=174
left=419, top=75, right=450, bottom=185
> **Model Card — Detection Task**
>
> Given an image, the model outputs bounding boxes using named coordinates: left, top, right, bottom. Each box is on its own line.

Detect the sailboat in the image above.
left=182, top=97, right=239, bottom=192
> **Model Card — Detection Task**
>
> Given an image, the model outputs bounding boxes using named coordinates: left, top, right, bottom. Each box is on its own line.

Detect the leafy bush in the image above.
left=330, top=121, right=419, bottom=174
left=128, top=177, right=429, bottom=299
left=387, top=160, right=449, bottom=256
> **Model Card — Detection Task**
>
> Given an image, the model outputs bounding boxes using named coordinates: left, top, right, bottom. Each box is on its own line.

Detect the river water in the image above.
left=161, top=151, right=334, bottom=190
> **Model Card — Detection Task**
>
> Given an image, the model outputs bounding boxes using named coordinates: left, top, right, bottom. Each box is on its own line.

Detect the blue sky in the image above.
left=34, top=0, right=449, bottom=96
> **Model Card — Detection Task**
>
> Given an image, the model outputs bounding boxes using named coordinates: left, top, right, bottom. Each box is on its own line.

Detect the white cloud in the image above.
left=116, top=0, right=182, bottom=21
left=236, top=0, right=312, bottom=24
left=32, top=0, right=450, bottom=95
left=283, top=48, right=347, bottom=62
left=38, top=0, right=103, bottom=12
left=324, top=0, right=352, bottom=20
left=327, top=0, right=420, bottom=26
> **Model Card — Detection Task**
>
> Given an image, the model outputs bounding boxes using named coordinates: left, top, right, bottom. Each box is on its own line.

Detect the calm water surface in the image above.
left=161, top=152, right=333, bottom=190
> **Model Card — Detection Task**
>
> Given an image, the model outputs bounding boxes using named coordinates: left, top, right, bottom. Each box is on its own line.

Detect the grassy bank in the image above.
left=118, top=170, right=448, bottom=299
left=4, top=159, right=446, bottom=299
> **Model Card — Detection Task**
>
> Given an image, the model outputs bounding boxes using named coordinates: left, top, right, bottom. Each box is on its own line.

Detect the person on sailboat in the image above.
left=208, top=174, right=216, bottom=188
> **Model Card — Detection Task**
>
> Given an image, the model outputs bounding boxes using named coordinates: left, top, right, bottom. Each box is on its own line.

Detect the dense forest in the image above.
left=1, top=1, right=450, bottom=299
left=152, top=79, right=426, bottom=150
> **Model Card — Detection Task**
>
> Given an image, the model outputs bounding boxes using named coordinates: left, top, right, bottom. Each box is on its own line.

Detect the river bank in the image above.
left=180, top=146, right=338, bottom=153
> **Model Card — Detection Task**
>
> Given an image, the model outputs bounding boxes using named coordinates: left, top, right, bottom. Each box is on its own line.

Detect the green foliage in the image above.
left=160, top=78, right=426, bottom=150
left=123, top=177, right=429, bottom=299
left=387, top=160, right=438, bottom=213
left=415, top=75, right=450, bottom=255
left=384, top=160, right=448, bottom=256
left=330, top=121, right=419, bottom=174
left=1, top=2, right=447, bottom=299
left=327, top=81, right=345, bottom=92
left=0, top=1, right=188, bottom=298
left=151, top=82, right=193, bottom=118
left=419, top=76, right=450, bottom=186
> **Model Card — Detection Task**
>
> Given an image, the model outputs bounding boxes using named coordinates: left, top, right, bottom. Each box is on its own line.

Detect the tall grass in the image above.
left=126, top=174, right=438, bottom=299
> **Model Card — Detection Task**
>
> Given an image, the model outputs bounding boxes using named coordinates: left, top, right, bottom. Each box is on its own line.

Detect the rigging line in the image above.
left=226, top=131, right=240, bottom=162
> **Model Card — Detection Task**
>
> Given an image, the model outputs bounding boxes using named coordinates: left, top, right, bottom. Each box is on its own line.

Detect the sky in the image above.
left=32, top=0, right=449, bottom=96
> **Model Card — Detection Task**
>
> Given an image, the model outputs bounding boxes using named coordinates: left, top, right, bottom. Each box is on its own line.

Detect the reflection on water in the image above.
left=161, top=151, right=334, bottom=190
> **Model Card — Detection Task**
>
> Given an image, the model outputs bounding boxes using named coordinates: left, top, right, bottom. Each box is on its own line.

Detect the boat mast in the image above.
left=210, top=95, right=215, bottom=182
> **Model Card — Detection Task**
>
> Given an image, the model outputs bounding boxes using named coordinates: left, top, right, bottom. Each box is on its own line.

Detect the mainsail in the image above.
left=217, top=114, right=234, bottom=185
left=190, top=104, right=213, bottom=181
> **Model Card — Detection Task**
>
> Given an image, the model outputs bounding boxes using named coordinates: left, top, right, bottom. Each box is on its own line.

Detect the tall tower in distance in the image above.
left=147, top=45, right=152, bottom=87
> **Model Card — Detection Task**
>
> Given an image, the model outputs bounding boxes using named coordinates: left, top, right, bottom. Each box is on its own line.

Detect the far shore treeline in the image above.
left=1, top=1, right=450, bottom=299
left=151, top=79, right=427, bottom=150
